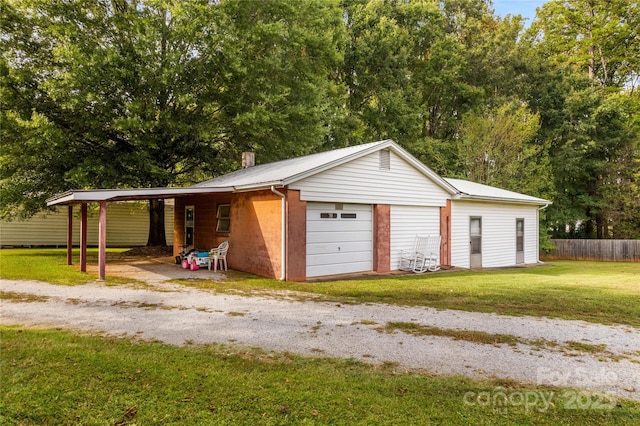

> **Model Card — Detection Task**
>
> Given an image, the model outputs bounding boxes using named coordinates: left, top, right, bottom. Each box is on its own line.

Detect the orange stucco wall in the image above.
left=285, top=189, right=306, bottom=281
left=374, top=204, right=391, bottom=272
left=230, top=190, right=283, bottom=279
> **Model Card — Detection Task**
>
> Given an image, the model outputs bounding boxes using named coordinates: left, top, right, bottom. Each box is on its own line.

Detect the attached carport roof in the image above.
left=46, top=186, right=234, bottom=206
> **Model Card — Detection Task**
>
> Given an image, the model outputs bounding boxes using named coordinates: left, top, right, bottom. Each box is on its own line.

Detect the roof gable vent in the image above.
left=379, top=150, right=390, bottom=170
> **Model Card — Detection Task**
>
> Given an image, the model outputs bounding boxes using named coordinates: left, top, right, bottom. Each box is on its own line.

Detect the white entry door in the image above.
left=306, top=203, right=372, bottom=278
left=516, top=218, right=525, bottom=264
left=470, top=217, right=482, bottom=268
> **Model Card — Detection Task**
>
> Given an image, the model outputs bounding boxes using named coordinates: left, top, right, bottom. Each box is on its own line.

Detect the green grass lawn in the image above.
left=0, top=248, right=133, bottom=285
left=2, top=326, right=638, bottom=425
left=1, top=248, right=639, bottom=326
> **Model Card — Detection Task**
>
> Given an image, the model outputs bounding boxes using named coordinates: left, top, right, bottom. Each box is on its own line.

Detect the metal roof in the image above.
left=46, top=187, right=232, bottom=206
left=46, top=140, right=550, bottom=207
left=446, top=178, right=550, bottom=205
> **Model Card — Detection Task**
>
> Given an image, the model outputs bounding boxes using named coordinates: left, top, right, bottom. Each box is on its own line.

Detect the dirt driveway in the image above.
left=2, top=260, right=639, bottom=402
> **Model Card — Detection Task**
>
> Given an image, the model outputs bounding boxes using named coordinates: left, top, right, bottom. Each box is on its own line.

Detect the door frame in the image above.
left=469, top=216, right=482, bottom=268
left=185, top=205, right=195, bottom=247
left=516, top=218, right=524, bottom=264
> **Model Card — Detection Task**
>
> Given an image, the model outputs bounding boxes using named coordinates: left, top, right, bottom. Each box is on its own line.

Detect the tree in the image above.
left=454, top=101, right=550, bottom=195
left=533, top=0, right=639, bottom=90
left=1, top=0, right=343, bottom=244
left=526, top=0, right=640, bottom=238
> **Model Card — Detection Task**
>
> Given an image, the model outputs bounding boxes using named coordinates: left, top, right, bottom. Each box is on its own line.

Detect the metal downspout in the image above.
left=271, top=186, right=286, bottom=281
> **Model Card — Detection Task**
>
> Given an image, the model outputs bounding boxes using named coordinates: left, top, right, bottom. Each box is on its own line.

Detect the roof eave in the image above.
left=454, top=194, right=551, bottom=206
left=231, top=181, right=285, bottom=192
left=46, top=187, right=234, bottom=206
left=389, top=145, right=459, bottom=195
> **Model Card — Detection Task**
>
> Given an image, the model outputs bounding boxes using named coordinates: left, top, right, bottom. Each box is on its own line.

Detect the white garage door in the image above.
left=306, top=202, right=372, bottom=278
left=390, top=205, right=441, bottom=270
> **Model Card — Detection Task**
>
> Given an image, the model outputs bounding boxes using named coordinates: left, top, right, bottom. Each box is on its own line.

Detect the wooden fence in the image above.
left=543, top=239, right=640, bottom=262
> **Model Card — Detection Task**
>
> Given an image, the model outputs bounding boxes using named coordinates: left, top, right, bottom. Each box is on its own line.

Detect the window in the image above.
left=321, top=213, right=338, bottom=219
left=216, top=204, right=230, bottom=233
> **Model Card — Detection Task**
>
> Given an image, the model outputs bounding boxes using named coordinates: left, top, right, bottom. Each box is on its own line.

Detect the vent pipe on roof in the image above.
left=242, top=152, right=255, bottom=169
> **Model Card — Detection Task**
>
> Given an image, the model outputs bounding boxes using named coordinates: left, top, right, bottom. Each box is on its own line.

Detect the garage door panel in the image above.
left=307, top=231, right=371, bottom=244
left=307, top=261, right=372, bottom=277
left=307, top=241, right=372, bottom=255
left=307, top=212, right=373, bottom=222
left=308, top=250, right=372, bottom=264
left=306, top=202, right=372, bottom=278
left=306, top=220, right=372, bottom=233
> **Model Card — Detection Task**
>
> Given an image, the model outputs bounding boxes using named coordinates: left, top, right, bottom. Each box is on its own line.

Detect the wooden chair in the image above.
left=208, top=241, right=229, bottom=271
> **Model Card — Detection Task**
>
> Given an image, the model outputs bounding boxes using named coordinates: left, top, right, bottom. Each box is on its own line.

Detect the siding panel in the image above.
left=291, top=151, right=451, bottom=207
left=1, top=202, right=174, bottom=247
left=390, top=205, right=440, bottom=270
left=450, top=201, right=539, bottom=268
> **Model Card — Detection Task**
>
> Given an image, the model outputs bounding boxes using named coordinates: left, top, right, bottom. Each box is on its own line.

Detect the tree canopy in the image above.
left=2, top=0, right=639, bottom=241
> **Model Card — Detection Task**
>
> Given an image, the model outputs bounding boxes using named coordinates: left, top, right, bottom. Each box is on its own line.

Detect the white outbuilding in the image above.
left=46, top=139, right=551, bottom=281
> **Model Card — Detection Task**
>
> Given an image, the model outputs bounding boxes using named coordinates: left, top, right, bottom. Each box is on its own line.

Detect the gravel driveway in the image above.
left=2, top=265, right=639, bottom=402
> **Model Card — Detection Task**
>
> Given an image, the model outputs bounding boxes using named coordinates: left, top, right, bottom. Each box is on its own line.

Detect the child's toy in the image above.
left=185, top=251, right=211, bottom=271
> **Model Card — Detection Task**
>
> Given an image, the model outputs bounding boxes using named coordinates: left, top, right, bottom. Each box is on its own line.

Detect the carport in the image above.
left=46, top=187, right=231, bottom=280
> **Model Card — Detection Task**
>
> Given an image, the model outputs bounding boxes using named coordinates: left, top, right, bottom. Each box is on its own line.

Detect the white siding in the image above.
left=290, top=151, right=450, bottom=207
left=0, top=202, right=174, bottom=247
left=450, top=201, right=540, bottom=268
left=306, top=203, right=372, bottom=277
left=390, top=206, right=440, bottom=270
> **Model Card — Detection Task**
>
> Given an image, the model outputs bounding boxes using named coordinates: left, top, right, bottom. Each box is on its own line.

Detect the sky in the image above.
left=492, top=0, right=548, bottom=25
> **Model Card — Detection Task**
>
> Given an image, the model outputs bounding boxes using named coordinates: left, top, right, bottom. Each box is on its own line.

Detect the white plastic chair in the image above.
left=399, top=235, right=441, bottom=273
left=208, top=241, right=229, bottom=271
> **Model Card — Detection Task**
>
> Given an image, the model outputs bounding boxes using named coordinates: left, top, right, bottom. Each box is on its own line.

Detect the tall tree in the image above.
left=527, top=0, right=640, bottom=238
left=454, top=101, right=550, bottom=195
left=1, top=0, right=343, bottom=244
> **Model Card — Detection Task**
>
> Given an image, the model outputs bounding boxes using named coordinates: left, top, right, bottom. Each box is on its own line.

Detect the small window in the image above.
left=341, top=213, right=357, bottom=219
left=321, top=213, right=338, bottom=219
left=216, top=204, right=230, bottom=232
left=379, top=150, right=390, bottom=170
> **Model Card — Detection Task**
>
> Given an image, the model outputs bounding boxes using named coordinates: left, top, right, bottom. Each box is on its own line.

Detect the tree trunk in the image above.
left=596, top=213, right=607, bottom=239
left=147, top=199, right=167, bottom=246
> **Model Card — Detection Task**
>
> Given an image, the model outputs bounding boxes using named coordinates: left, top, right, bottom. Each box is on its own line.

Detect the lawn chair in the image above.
left=208, top=241, right=229, bottom=271
left=399, top=235, right=441, bottom=273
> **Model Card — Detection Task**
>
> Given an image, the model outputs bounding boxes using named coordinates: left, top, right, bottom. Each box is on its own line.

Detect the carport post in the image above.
left=98, top=200, right=107, bottom=281
left=80, top=203, right=88, bottom=272
left=67, top=205, right=73, bottom=265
